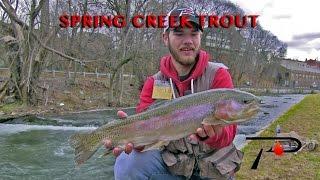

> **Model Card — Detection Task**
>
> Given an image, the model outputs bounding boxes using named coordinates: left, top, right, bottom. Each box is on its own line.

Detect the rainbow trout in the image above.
left=69, top=88, right=260, bottom=165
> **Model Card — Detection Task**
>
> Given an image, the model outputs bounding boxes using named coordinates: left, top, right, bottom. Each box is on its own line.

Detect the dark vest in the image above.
left=152, top=62, right=243, bottom=179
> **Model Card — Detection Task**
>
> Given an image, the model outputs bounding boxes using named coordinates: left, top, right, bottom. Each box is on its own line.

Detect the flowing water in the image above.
left=0, top=108, right=137, bottom=180
left=0, top=95, right=305, bottom=179
left=0, top=124, right=113, bottom=180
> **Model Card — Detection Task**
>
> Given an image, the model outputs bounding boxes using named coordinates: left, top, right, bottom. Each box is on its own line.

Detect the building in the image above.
left=305, top=58, right=320, bottom=68
left=279, top=58, right=320, bottom=88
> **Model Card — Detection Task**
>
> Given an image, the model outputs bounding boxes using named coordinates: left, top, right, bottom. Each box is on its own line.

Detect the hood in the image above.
left=159, top=50, right=210, bottom=84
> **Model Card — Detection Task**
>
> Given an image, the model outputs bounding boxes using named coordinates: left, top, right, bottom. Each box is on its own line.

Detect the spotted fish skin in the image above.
left=69, top=88, right=260, bottom=165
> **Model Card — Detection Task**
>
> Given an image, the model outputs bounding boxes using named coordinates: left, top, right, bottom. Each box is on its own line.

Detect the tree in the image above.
left=0, top=0, right=86, bottom=105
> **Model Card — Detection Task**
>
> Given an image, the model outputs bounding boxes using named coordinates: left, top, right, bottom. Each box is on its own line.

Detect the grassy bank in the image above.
left=0, top=76, right=139, bottom=119
left=237, top=94, right=320, bottom=180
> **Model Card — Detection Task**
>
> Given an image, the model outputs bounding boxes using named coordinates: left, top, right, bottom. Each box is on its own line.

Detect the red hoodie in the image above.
left=136, top=50, right=236, bottom=148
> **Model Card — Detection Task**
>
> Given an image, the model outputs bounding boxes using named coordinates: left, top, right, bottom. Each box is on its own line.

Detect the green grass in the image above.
left=237, top=94, right=320, bottom=180
left=317, top=171, right=320, bottom=179
left=0, top=101, right=25, bottom=113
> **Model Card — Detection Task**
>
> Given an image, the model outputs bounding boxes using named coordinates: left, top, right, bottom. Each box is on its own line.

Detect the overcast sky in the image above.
left=230, top=0, right=320, bottom=61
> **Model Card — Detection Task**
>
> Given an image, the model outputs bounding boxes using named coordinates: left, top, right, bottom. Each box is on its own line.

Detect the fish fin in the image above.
left=142, top=141, right=170, bottom=152
left=69, top=132, right=102, bottom=166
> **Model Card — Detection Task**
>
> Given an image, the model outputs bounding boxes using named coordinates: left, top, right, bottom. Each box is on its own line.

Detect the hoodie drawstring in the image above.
left=191, top=79, right=194, bottom=94
left=169, top=78, right=176, bottom=99
left=169, top=78, right=194, bottom=99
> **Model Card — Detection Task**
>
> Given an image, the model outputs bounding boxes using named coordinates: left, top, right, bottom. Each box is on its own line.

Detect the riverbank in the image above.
left=236, top=94, right=320, bottom=180
left=238, top=87, right=320, bottom=96
left=1, top=69, right=316, bottom=121
left=0, top=76, right=139, bottom=122
left=0, top=85, right=314, bottom=123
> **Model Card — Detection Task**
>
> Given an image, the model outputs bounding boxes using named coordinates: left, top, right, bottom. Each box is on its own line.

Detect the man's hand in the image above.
left=189, top=124, right=223, bottom=143
left=103, top=110, right=144, bottom=157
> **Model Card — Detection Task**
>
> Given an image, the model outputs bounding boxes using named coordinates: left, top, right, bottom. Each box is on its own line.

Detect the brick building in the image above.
left=305, top=58, right=320, bottom=68
left=279, top=58, right=320, bottom=88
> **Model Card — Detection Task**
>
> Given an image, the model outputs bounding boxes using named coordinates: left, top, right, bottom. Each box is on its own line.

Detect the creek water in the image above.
left=0, top=94, right=305, bottom=179
left=0, top=124, right=114, bottom=180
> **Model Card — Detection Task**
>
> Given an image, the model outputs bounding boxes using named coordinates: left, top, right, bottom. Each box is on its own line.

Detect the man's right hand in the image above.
left=104, top=139, right=135, bottom=157
left=103, top=110, right=144, bottom=157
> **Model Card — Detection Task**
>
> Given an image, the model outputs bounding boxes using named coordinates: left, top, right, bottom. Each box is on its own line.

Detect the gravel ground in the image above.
left=233, top=94, right=305, bottom=149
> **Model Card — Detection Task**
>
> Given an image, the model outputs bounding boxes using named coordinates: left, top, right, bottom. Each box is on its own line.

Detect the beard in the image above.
left=168, top=40, right=200, bottom=66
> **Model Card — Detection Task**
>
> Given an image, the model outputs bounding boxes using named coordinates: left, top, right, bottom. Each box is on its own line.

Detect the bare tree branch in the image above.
left=31, top=0, right=45, bottom=20
left=31, top=32, right=86, bottom=65
left=0, top=0, right=26, bottom=27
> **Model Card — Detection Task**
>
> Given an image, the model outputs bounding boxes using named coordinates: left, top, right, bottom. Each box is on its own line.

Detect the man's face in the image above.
left=163, top=26, right=201, bottom=66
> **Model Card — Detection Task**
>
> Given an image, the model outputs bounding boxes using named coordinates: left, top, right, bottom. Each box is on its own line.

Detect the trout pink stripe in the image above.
left=131, top=104, right=212, bottom=132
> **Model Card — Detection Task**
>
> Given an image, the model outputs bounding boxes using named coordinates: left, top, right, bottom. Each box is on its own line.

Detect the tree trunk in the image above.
left=0, top=0, right=50, bottom=105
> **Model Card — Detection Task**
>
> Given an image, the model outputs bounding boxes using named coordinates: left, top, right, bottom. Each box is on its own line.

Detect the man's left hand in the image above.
left=189, top=125, right=223, bottom=143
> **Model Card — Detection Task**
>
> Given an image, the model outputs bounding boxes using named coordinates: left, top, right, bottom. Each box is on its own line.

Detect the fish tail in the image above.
left=69, top=132, right=102, bottom=166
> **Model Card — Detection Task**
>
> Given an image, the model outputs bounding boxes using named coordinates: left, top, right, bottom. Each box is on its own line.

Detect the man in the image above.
left=104, top=7, right=242, bottom=180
